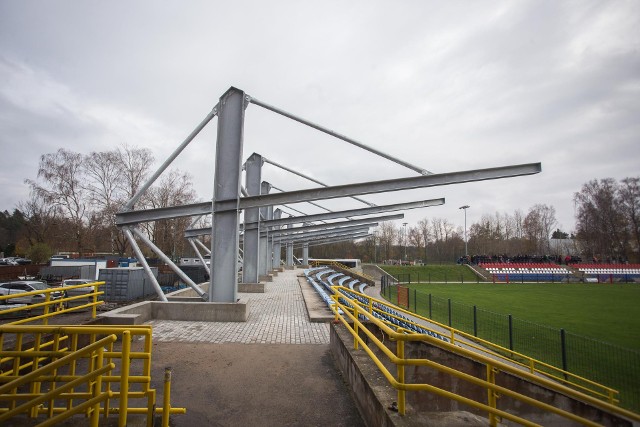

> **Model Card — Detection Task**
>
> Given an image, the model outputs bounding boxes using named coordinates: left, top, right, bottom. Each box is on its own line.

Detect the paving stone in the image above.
left=148, top=269, right=330, bottom=344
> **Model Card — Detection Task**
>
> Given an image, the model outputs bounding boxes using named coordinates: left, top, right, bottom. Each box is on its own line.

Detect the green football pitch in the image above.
left=399, top=282, right=639, bottom=350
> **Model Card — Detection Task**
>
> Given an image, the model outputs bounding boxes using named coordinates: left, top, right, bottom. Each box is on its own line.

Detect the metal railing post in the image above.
left=487, top=365, right=498, bottom=427
left=162, top=367, right=172, bottom=427
left=119, top=330, right=131, bottom=427
left=397, top=337, right=406, bottom=415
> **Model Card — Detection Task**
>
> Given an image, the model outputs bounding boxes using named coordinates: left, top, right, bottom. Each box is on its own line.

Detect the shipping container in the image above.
left=98, top=267, right=158, bottom=302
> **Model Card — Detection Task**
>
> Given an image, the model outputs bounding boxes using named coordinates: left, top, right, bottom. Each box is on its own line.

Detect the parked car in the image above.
left=61, top=279, right=95, bottom=295
left=0, top=280, right=63, bottom=305
left=61, top=279, right=97, bottom=307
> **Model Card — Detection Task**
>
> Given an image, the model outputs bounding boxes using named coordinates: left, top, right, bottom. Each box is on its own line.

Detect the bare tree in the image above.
left=146, top=169, right=197, bottom=258
left=574, top=179, right=627, bottom=261
left=25, top=149, right=88, bottom=254
left=18, top=190, right=61, bottom=246
left=619, top=177, right=640, bottom=261
left=378, top=222, right=399, bottom=262
left=416, top=218, right=431, bottom=263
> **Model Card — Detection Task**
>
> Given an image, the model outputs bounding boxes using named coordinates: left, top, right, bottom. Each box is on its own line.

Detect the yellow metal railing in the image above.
left=309, top=260, right=375, bottom=283
left=0, top=281, right=105, bottom=324
left=0, top=324, right=185, bottom=426
left=330, top=286, right=640, bottom=425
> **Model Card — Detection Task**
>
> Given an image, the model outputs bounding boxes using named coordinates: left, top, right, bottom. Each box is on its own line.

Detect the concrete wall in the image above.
left=331, top=322, right=632, bottom=427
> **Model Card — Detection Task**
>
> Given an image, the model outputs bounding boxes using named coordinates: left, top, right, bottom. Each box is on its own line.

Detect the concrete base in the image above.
left=258, top=274, right=273, bottom=282
left=285, top=266, right=295, bottom=270
left=268, top=270, right=279, bottom=277
left=238, top=282, right=265, bottom=293
left=98, top=299, right=249, bottom=325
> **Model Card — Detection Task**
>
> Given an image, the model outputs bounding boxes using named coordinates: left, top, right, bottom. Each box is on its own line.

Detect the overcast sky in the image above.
left=1, top=1, right=638, bottom=235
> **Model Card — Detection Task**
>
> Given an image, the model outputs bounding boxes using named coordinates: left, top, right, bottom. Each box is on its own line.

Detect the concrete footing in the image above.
left=258, top=274, right=273, bottom=282
left=98, top=299, right=249, bottom=325
left=239, top=282, right=266, bottom=293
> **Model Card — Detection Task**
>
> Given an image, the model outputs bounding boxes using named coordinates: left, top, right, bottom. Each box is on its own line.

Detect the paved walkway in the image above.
left=144, top=268, right=364, bottom=427
left=148, top=269, right=330, bottom=344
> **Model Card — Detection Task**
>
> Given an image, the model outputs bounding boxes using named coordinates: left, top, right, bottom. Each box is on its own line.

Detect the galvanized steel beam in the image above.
left=123, top=107, right=218, bottom=211
left=130, top=228, right=207, bottom=300
left=124, top=228, right=168, bottom=302
left=182, top=199, right=442, bottom=237
left=248, top=96, right=432, bottom=175
left=215, top=163, right=541, bottom=212
left=267, top=213, right=402, bottom=237
left=264, top=157, right=375, bottom=207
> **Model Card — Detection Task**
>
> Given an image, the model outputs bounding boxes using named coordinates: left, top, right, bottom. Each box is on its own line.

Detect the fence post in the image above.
left=508, top=314, right=513, bottom=351
left=414, top=289, right=417, bottom=312
left=429, top=272, right=431, bottom=284
left=445, top=272, right=448, bottom=284
left=473, top=305, right=478, bottom=337
left=448, top=298, right=452, bottom=327
left=560, top=328, right=568, bottom=377
left=429, top=294, right=432, bottom=319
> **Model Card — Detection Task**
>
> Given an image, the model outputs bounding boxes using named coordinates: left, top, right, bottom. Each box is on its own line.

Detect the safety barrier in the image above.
left=330, top=286, right=640, bottom=425
left=0, top=281, right=105, bottom=324
left=0, top=324, right=185, bottom=426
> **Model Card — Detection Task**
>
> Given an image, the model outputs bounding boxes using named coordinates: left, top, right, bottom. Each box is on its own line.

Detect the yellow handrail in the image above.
left=0, top=324, right=186, bottom=426
left=330, top=286, right=640, bottom=425
left=341, top=286, right=619, bottom=403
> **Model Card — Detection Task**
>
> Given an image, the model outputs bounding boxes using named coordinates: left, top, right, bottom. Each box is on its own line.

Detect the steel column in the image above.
left=258, top=181, right=271, bottom=276
left=265, top=203, right=274, bottom=272
left=242, top=153, right=262, bottom=283
left=210, top=87, right=245, bottom=302
left=302, top=243, right=309, bottom=265
left=286, top=223, right=294, bottom=267
left=272, top=209, right=282, bottom=270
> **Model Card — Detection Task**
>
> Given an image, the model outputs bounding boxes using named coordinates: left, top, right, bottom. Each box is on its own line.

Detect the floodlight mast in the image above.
left=459, top=205, right=470, bottom=257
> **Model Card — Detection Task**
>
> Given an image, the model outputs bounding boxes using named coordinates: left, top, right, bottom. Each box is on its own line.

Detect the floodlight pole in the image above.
left=459, top=205, right=470, bottom=257
left=403, top=222, right=408, bottom=262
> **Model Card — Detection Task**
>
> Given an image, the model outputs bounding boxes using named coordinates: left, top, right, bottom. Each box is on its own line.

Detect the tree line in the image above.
left=0, top=145, right=198, bottom=263
left=0, top=145, right=637, bottom=265
left=309, top=178, right=640, bottom=264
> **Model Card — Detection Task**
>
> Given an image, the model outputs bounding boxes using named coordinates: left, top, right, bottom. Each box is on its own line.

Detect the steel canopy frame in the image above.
left=115, top=85, right=542, bottom=303
left=114, top=162, right=540, bottom=225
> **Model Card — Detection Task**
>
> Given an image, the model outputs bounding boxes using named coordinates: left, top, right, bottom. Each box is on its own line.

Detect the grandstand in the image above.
left=480, top=263, right=574, bottom=283
left=570, top=263, right=640, bottom=283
